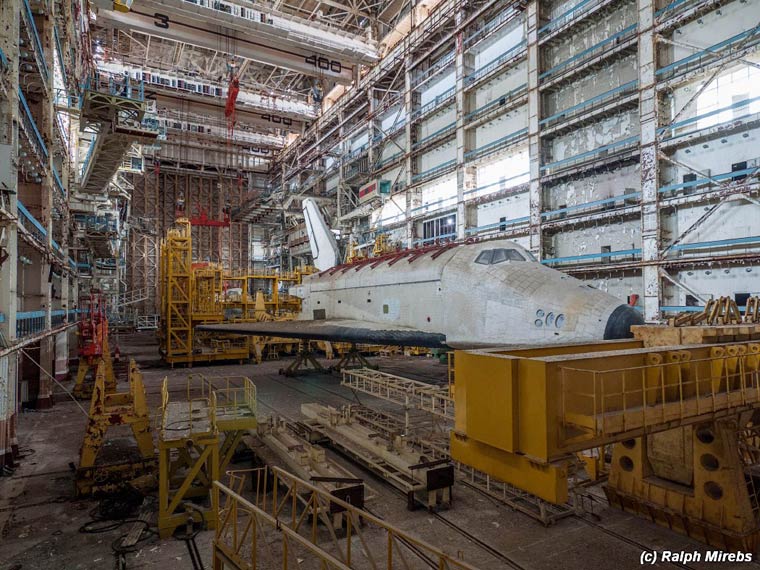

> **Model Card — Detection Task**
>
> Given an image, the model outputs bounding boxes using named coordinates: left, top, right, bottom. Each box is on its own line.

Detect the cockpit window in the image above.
left=475, top=248, right=526, bottom=264
left=475, top=250, right=493, bottom=265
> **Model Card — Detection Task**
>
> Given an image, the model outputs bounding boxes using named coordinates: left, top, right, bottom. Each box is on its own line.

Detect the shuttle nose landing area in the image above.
left=604, top=304, right=645, bottom=339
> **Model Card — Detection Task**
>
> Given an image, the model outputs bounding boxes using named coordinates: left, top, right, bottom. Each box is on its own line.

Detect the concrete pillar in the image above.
left=455, top=12, right=476, bottom=240
left=0, top=0, right=21, bottom=469
left=527, top=1, right=543, bottom=258
left=37, top=2, right=55, bottom=407
left=638, top=0, right=661, bottom=321
left=404, top=53, right=416, bottom=247
left=337, top=110, right=350, bottom=222
left=367, top=88, right=380, bottom=167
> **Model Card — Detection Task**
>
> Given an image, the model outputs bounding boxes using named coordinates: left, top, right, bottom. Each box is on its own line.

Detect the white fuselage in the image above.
left=292, top=240, right=633, bottom=348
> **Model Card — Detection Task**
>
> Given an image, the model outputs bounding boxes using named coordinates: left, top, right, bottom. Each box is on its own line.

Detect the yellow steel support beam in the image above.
left=451, top=340, right=760, bottom=508
left=76, top=360, right=155, bottom=496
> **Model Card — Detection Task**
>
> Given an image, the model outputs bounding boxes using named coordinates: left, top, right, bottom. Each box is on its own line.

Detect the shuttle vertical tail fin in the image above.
left=303, top=198, right=339, bottom=271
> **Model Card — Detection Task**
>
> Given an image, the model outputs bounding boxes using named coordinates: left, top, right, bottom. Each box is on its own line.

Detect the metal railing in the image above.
left=411, top=159, right=456, bottom=184
left=18, top=87, right=48, bottom=159
left=214, top=466, right=481, bottom=570
left=135, top=314, right=159, bottom=330
left=196, top=376, right=258, bottom=426
left=342, top=368, right=454, bottom=420
left=539, top=24, right=637, bottom=81
left=16, top=311, right=46, bottom=339
left=17, top=200, right=47, bottom=244
left=656, top=24, right=760, bottom=81
left=465, top=41, right=526, bottom=85
left=560, top=344, right=760, bottom=448
left=409, top=87, right=455, bottom=123
left=161, top=377, right=217, bottom=439
left=21, top=0, right=49, bottom=81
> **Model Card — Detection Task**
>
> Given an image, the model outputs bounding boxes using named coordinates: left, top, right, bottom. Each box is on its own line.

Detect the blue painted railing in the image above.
left=465, top=5, right=520, bottom=48
left=16, top=310, right=46, bottom=339
left=410, top=87, right=455, bottom=122
left=542, top=192, right=641, bottom=219
left=540, top=80, right=638, bottom=126
left=542, top=247, right=642, bottom=265
left=655, top=0, right=691, bottom=17
left=465, top=41, right=527, bottom=85
left=414, top=231, right=457, bottom=246
left=0, top=47, right=8, bottom=70
left=658, top=95, right=760, bottom=139
left=540, top=24, right=637, bottom=80
left=80, top=136, right=97, bottom=177
left=375, top=151, right=404, bottom=170
left=18, top=87, right=48, bottom=159
left=659, top=167, right=759, bottom=195
left=466, top=84, right=527, bottom=122
left=541, top=135, right=640, bottom=172
left=74, top=214, right=118, bottom=233
left=538, top=0, right=600, bottom=36
left=51, top=309, right=66, bottom=328
left=463, top=172, right=530, bottom=197
left=464, top=128, right=528, bottom=161
left=465, top=216, right=530, bottom=234
left=669, top=235, right=760, bottom=252
left=410, top=196, right=456, bottom=215
left=22, top=0, right=49, bottom=81
left=413, top=122, right=456, bottom=149
left=656, top=25, right=760, bottom=79
left=52, top=165, right=66, bottom=197
left=413, top=51, right=455, bottom=87
left=17, top=200, right=47, bottom=243
left=411, top=159, right=457, bottom=183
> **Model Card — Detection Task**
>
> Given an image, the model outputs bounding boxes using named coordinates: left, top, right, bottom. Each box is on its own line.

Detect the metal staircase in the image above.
left=79, top=75, right=158, bottom=195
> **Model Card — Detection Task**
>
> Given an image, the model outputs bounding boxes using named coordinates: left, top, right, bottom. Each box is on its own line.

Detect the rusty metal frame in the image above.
left=213, top=466, right=481, bottom=570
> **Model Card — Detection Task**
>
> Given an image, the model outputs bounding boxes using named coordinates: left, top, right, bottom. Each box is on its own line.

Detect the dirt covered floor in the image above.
left=0, top=332, right=749, bottom=570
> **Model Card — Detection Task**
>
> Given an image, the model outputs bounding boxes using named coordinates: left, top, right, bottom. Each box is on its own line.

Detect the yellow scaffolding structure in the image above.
left=160, top=219, right=193, bottom=362
left=76, top=359, right=155, bottom=496
left=158, top=375, right=258, bottom=538
left=159, top=219, right=315, bottom=365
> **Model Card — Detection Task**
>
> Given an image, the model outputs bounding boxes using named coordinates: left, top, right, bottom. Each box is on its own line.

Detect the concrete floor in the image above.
left=0, top=332, right=752, bottom=569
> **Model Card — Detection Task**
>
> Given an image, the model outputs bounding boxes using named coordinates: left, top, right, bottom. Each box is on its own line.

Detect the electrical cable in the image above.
left=78, top=491, right=159, bottom=567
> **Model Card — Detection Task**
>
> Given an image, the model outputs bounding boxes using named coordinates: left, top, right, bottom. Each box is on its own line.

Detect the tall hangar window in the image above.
left=423, top=215, right=456, bottom=242
left=475, top=248, right=527, bottom=265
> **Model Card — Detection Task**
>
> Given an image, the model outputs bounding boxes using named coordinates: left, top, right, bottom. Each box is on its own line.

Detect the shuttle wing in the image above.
left=196, top=319, right=447, bottom=348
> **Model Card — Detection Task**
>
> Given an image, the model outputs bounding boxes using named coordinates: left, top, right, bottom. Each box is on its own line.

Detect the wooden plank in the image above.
left=120, top=502, right=152, bottom=549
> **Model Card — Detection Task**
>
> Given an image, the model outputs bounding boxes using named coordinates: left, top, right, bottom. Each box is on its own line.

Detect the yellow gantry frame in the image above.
left=158, top=375, right=258, bottom=538
left=161, top=218, right=193, bottom=361
left=450, top=338, right=760, bottom=550
left=76, top=359, right=155, bottom=496
left=73, top=333, right=116, bottom=400
left=159, top=219, right=315, bottom=365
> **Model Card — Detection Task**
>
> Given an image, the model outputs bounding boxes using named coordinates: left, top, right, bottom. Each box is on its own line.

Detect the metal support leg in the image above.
left=279, top=341, right=326, bottom=376
left=331, top=343, right=378, bottom=372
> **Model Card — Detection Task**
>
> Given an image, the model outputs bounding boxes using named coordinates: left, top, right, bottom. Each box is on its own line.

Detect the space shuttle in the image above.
left=198, top=198, right=644, bottom=348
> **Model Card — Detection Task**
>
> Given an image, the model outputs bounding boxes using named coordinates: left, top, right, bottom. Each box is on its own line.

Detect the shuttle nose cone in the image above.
left=603, top=304, right=645, bottom=339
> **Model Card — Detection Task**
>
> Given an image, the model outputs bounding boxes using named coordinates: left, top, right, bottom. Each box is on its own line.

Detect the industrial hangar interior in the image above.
left=2, top=0, right=760, bottom=567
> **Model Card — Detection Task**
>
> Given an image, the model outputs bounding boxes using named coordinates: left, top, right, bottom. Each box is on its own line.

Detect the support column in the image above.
left=527, top=1, right=543, bottom=258
left=404, top=53, right=416, bottom=248
left=337, top=110, right=350, bottom=222
left=367, top=88, right=380, bottom=167
left=0, top=0, right=21, bottom=469
left=35, top=1, right=55, bottom=408
left=638, top=0, right=661, bottom=321
left=455, top=15, right=476, bottom=240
